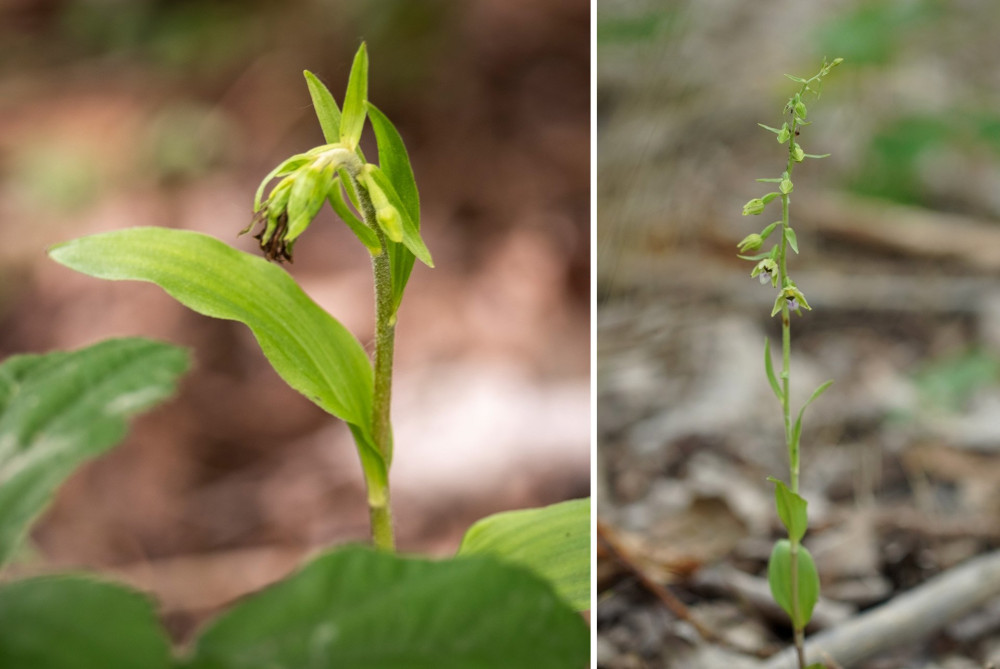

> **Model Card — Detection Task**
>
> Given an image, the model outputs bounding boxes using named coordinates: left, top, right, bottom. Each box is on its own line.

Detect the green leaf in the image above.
left=768, top=540, right=820, bottom=629
left=457, top=498, right=590, bottom=611
left=340, top=43, right=369, bottom=150
left=767, top=477, right=808, bottom=543
left=0, top=575, right=172, bottom=669
left=803, top=153, right=831, bottom=159
left=366, top=165, right=434, bottom=269
left=755, top=177, right=784, bottom=183
left=303, top=70, right=342, bottom=144
left=48, top=228, right=388, bottom=505
left=367, top=102, right=420, bottom=311
left=181, top=546, right=589, bottom=669
left=758, top=123, right=782, bottom=135
left=763, top=338, right=783, bottom=401
left=0, top=338, right=187, bottom=567
left=785, top=226, right=799, bottom=253
left=329, top=176, right=381, bottom=253
left=791, top=380, right=833, bottom=456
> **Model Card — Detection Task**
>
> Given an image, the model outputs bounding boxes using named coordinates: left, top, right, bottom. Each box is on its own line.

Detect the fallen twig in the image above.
left=597, top=519, right=774, bottom=658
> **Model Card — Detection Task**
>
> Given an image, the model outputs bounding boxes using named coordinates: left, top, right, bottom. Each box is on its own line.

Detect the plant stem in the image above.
left=353, top=174, right=397, bottom=552
left=781, top=101, right=805, bottom=669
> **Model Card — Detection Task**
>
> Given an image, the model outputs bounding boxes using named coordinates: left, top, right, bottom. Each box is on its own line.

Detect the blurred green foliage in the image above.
left=815, top=0, right=941, bottom=65
left=913, top=348, right=1000, bottom=412
left=851, top=112, right=1000, bottom=205
left=58, top=0, right=259, bottom=74
left=596, top=10, right=678, bottom=45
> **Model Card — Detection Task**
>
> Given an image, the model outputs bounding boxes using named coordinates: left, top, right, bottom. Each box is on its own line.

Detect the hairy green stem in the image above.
left=353, top=174, right=397, bottom=552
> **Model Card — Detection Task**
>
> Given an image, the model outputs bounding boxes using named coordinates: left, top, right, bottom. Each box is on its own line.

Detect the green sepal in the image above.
left=771, top=293, right=785, bottom=317
left=785, top=226, right=799, bottom=253
left=768, top=540, right=820, bottom=629
left=253, top=155, right=310, bottom=212
left=340, top=43, right=369, bottom=150
left=777, top=123, right=791, bottom=144
left=285, top=162, right=335, bottom=243
left=303, top=70, right=342, bottom=144
left=328, top=176, right=381, bottom=254
left=767, top=477, right=808, bottom=543
left=763, top=338, right=782, bottom=401
left=761, top=192, right=781, bottom=204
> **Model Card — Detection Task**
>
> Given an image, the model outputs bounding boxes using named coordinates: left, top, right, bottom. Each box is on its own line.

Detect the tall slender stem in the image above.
left=781, top=101, right=805, bottom=669
left=353, top=174, right=396, bottom=552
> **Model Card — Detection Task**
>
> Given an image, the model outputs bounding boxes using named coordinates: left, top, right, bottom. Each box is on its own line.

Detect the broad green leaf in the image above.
left=766, top=478, right=808, bottom=543
left=48, top=228, right=388, bottom=505
left=329, top=176, right=380, bottom=253
left=0, top=338, right=187, bottom=567
left=457, top=498, right=590, bottom=611
left=340, top=43, right=369, bottom=150
left=763, top=338, right=783, bottom=401
left=303, top=70, right=342, bottom=144
left=367, top=102, right=420, bottom=313
left=181, top=546, right=589, bottom=669
left=768, top=540, right=820, bottom=629
left=366, top=165, right=433, bottom=269
left=791, top=380, right=833, bottom=455
left=0, top=574, right=171, bottom=669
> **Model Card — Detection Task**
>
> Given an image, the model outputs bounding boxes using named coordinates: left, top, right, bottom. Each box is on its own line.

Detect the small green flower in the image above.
left=783, top=285, right=810, bottom=312
left=777, top=123, right=791, bottom=144
left=791, top=144, right=805, bottom=163
left=752, top=258, right=778, bottom=286
left=743, top=198, right=766, bottom=216
left=737, top=233, right=764, bottom=254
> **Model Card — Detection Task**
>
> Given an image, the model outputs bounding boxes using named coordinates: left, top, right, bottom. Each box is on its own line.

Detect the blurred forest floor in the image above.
left=0, top=0, right=589, bottom=640
left=597, top=1, right=1000, bottom=667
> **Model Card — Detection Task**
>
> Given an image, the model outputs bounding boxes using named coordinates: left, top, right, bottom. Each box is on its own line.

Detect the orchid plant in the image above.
left=738, top=57, right=842, bottom=669
left=0, top=43, right=590, bottom=668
